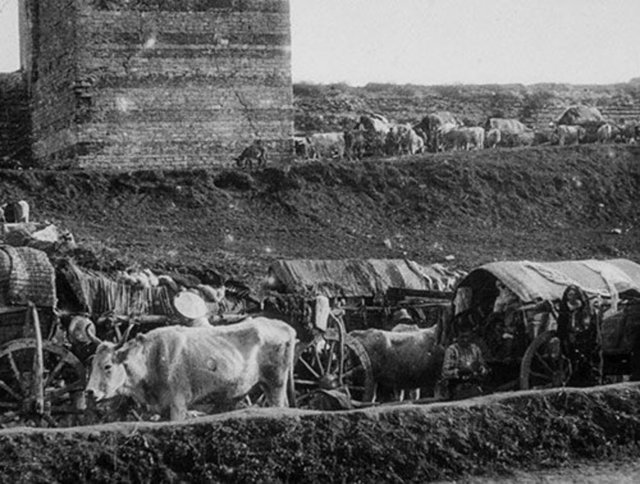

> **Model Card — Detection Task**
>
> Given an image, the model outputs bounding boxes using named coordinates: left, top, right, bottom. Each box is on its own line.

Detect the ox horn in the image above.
left=85, top=321, right=103, bottom=345
left=115, top=322, right=135, bottom=349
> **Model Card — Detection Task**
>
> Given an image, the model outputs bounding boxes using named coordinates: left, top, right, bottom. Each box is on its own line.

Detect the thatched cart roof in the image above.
left=57, top=260, right=175, bottom=317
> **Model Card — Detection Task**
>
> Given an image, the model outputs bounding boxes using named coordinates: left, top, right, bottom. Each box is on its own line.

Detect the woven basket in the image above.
left=0, top=245, right=56, bottom=308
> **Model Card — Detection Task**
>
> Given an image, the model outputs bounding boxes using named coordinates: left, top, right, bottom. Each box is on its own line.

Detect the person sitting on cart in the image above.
left=557, top=284, right=602, bottom=386
left=441, top=321, right=488, bottom=400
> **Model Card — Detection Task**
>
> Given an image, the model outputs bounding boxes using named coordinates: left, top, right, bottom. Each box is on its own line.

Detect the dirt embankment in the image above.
left=1, top=384, right=640, bottom=483
left=1, top=144, right=639, bottom=287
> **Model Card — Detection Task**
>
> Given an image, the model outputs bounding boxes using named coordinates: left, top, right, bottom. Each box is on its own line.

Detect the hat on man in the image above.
left=392, top=308, right=413, bottom=324
left=173, top=291, right=208, bottom=320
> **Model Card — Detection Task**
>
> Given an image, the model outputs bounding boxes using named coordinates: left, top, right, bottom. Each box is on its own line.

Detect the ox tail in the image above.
left=287, top=344, right=297, bottom=408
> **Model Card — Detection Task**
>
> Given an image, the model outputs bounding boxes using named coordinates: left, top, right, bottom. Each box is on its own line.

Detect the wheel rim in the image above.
left=342, top=335, right=374, bottom=402
left=0, top=339, right=86, bottom=428
left=294, top=331, right=344, bottom=406
left=294, top=311, right=346, bottom=407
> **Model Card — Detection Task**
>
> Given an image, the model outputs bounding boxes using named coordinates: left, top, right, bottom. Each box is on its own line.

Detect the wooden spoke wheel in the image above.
left=294, top=313, right=374, bottom=408
left=342, top=335, right=375, bottom=403
left=0, top=339, right=86, bottom=428
left=520, top=330, right=572, bottom=390
left=242, top=385, right=269, bottom=409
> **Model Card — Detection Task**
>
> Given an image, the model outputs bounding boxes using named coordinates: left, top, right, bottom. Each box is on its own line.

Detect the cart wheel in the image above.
left=294, top=313, right=374, bottom=408
left=343, top=335, right=375, bottom=402
left=0, top=339, right=86, bottom=428
left=520, top=330, right=572, bottom=390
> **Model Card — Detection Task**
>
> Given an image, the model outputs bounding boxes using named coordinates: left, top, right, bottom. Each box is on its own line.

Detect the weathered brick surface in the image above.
left=0, top=72, right=31, bottom=165
left=24, top=0, right=294, bottom=170
left=27, top=0, right=80, bottom=167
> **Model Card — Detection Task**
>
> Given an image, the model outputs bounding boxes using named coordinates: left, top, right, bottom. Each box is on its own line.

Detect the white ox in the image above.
left=86, top=318, right=297, bottom=421
left=441, top=127, right=485, bottom=151
left=349, top=326, right=444, bottom=402
left=486, top=118, right=534, bottom=147
left=556, top=125, right=586, bottom=146
left=485, top=128, right=501, bottom=148
left=596, top=123, right=614, bottom=144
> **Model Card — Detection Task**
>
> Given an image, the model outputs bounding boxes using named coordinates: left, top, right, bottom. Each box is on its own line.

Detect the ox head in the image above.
left=578, top=126, right=587, bottom=140
left=86, top=333, right=147, bottom=401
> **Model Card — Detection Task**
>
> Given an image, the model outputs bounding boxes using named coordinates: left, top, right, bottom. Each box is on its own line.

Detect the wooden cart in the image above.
left=264, top=259, right=461, bottom=407
left=0, top=252, right=185, bottom=427
left=0, top=246, right=88, bottom=427
left=445, top=258, right=640, bottom=393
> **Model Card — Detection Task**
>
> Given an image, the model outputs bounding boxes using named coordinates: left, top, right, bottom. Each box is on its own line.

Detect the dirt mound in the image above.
left=1, top=384, right=640, bottom=482
left=0, top=144, right=639, bottom=288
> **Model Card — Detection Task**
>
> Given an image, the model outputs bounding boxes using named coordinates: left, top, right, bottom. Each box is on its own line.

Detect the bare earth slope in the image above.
left=1, top=144, right=638, bottom=287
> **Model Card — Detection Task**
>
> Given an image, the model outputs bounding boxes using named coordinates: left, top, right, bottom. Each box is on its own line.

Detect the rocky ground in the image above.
left=1, top=142, right=640, bottom=481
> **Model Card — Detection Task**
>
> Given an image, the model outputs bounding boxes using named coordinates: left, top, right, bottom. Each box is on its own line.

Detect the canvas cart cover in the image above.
left=460, top=258, right=640, bottom=303
left=556, top=105, right=605, bottom=126
left=0, top=245, right=56, bottom=307
left=268, top=259, right=464, bottom=298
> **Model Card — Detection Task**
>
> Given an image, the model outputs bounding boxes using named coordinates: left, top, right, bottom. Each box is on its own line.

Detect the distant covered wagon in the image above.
left=555, top=105, right=607, bottom=143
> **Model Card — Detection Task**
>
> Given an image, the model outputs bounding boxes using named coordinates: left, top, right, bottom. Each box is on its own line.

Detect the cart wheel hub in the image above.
left=318, top=374, right=339, bottom=390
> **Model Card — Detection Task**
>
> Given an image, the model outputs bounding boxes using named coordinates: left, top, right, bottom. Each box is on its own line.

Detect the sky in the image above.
left=1, top=0, right=639, bottom=85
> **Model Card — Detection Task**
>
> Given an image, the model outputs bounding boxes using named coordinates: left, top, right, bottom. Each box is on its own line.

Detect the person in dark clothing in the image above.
left=441, top=322, right=488, bottom=400
left=557, top=285, right=602, bottom=386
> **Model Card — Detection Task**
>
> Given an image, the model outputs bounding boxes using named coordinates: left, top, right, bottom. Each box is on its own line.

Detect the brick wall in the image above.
left=8, top=0, right=297, bottom=170
left=27, top=0, right=81, bottom=166
left=24, top=0, right=293, bottom=170
left=0, top=71, right=31, bottom=166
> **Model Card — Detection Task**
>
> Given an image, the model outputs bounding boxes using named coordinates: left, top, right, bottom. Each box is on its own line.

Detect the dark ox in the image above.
left=234, top=141, right=267, bottom=170
left=349, top=326, right=444, bottom=402
left=416, top=111, right=461, bottom=152
left=86, top=318, right=296, bottom=421
left=344, top=129, right=367, bottom=160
